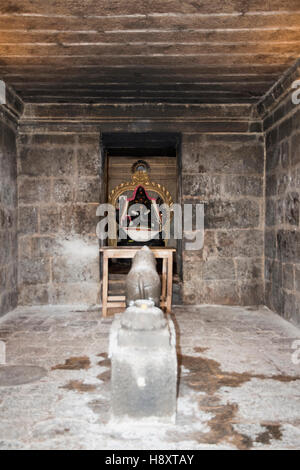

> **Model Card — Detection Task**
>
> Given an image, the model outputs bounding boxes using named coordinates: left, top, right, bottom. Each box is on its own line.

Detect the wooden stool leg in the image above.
left=102, top=253, right=108, bottom=317
left=161, top=257, right=167, bottom=309
left=166, top=253, right=173, bottom=313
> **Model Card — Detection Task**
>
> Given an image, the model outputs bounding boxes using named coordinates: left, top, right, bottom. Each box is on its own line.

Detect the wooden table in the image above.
left=100, top=246, right=175, bottom=317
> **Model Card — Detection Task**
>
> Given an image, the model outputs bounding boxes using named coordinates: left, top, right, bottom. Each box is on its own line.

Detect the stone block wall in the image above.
left=264, top=93, right=300, bottom=325
left=17, top=132, right=101, bottom=306
left=0, top=109, right=18, bottom=316
left=182, top=133, right=265, bottom=305
left=16, top=120, right=266, bottom=308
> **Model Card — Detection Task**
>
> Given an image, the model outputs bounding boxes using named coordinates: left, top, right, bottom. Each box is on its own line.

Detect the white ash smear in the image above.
left=180, top=365, right=191, bottom=376
left=60, top=237, right=98, bottom=260
left=176, top=390, right=212, bottom=433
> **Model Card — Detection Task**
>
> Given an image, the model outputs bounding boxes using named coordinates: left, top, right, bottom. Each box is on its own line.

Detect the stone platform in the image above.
left=0, top=304, right=299, bottom=450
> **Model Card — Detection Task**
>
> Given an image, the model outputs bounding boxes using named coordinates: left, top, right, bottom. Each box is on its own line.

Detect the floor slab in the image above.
left=0, top=305, right=299, bottom=450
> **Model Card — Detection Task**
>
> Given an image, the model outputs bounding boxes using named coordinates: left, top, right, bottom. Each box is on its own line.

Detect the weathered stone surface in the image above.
left=77, top=146, right=100, bottom=176
left=277, top=173, right=289, bottom=196
left=18, top=234, right=31, bottom=259
left=266, top=128, right=278, bottom=151
left=292, top=109, right=300, bottom=132
left=266, top=174, right=277, bottom=197
left=294, top=266, right=300, bottom=292
left=182, top=174, right=221, bottom=199
left=290, top=168, right=300, bottom=190
left=238, top=282, right=264, bottom=306
left=19, top=146, right=75, bottom=177
left=201, top=230, right=218, bottom=259
left=30, top=236, right=62, bottom=258
left=182, top=278, right=242, bottom=305
left=182, top=135, right=264, bottom=175
left=76, top=178, right=100, bottom=203
left=3, top=304, right=300, bottom=449
left=282, top=291, right=296, bottom=323
left=265, top=230, right=277, bottom=259
left=265, top=91, right=300, bottom=325
left=65, top=204, right=99, bottom=235
left=236, top=258, right=263, bottom=280
left=205, top=200, right=260, bottom=229
left=19, top=259, right=50, bottom=285
left=223, top=175, right=263, bottom=198
left=0, top=267, right=6, bottom=294
left=277, top=197, right=286, bottom=225
left=53, top=179, right=73, bottom=203
left=285, top=192, right=299, bottom=226
left=0, top=111, right=18, bottom=316
left=18, top=206, right=38, bottom=234
left=202, top=280, right=240, bottom=305
left=203, top=258, right=235, bottom=281
left=10, top=90, right=296, bottom=318
left=278, top=117, right=292, bottom=142
left=0, top=365, right=47, bottom=387
left=266, top=199, right=276, bottom=227
left=183, top=257, right=203, bottom=283
left=217, top=230, right=263, bottom=258
left=291, top=132, right=300, bottom=166
left=21, top=133, right=76, bottom=146
left=18, top=284, right=49, bottom=305
left=16, top=130, right=103, bottom=307
left=277, top=230, right=300, bottom=264
left=0, top=232, right=10, bottom=265
left=265, top=259, right=273, bottom=282
left=266, top=145, right=280, bottom=172
left=282, top=264, right=294, bottom=291
left=39, top=203, right=99, bottom=235
left=39, top=206, right=60, bottom=234
left=0, top=290, right=18, bottom=315
left=13, top=117, right=268, bottom=310
left=281, top=140, right=290, bottom=168
left=18, top=178, right=51, bottom=204
left=50, top=282, right=100, bottom=305
left=52, top=256, right=99, bottom=283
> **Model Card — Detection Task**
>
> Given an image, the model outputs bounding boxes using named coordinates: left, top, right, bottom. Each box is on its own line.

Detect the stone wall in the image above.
left=17, top=131, right=101, bottom=306
left=182, top=133, right=265, bottom=305
left=264, top=91, right=300, bottom=325
left=17, top=128, right=265, bottom=308
left=0, top=109, right=18, bottom=316
left=17, top=103, right=265, bottom=308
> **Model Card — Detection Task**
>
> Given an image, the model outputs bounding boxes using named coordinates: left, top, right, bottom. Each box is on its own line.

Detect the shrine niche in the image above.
left=108, top=160, right=173, bottom=247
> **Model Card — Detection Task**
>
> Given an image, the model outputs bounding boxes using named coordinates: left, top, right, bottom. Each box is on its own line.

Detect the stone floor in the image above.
left=0, top=304, right=300, bottom=450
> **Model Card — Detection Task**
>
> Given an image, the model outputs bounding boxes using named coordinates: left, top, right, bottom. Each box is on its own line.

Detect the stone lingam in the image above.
left=109, top=299, right=177, bottom=424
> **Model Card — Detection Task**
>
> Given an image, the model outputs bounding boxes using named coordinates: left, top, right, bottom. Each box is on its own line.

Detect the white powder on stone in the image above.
left=60, top=237, right=98, bottom=261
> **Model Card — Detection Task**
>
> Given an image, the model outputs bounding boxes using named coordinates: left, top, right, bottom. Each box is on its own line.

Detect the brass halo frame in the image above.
left=108, top=170, right=174, bottom=246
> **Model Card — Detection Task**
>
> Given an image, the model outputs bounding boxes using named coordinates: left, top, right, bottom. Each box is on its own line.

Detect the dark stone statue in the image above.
left=125, top=246, right=161, bottom=307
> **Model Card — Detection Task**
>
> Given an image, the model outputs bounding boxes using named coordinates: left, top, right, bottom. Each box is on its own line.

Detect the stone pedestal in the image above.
left=109, top=299, right=177, bottom=423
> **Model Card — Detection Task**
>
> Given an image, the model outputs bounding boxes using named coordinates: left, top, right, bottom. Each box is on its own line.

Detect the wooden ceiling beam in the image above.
left=0, top=43, right=299, bottom=56
left=0, top=30, right=300, bottom=44
left=0, top=2, right=298, bottom=104
left=0, top=13, right=300, bottom=32
left=1, top=0, right=300, bottom=16
left=0, top=55, right=296, bottom=66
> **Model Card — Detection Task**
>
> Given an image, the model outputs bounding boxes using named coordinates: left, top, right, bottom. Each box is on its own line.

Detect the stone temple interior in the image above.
left=0, top=0, right=300, bottom=450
